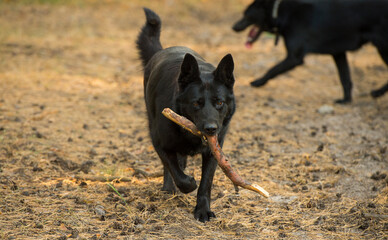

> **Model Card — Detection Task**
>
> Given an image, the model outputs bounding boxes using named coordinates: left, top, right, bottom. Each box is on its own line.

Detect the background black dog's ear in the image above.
left=179, top=53, right=200, bottom=90
left=215, top=54, right=235, bottom=89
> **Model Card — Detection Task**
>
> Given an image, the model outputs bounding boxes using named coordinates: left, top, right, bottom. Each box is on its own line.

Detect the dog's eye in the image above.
left=193, top=101, right=200, bottom=108
left=216, top=100, right=224, bottom=107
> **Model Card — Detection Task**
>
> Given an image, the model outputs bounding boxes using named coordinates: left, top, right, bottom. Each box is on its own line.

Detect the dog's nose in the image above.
left=232, top=23, right=241, bottom=32
left=204, top=123, right=218, bottom=135
left=232, top=18, right=249, bottom=32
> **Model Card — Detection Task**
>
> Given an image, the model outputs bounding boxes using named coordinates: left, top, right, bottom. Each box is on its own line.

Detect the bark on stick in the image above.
left=162, top=108, right=269, bottom=198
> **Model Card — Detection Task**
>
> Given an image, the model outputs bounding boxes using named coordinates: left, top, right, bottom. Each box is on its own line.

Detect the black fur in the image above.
left=136, top=8, right=162, bottom=68
left=233, top=0, right=388, bottom=103
left=137, top=8, right=236, bottom=222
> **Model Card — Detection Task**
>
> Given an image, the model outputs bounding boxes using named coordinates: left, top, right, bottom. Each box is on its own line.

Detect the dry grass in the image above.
left=0, top=0, right=387, bottom=239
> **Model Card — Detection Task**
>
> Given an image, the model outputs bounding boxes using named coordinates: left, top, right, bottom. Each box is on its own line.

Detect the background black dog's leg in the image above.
left=251, top=54, right=304, bottom=87
left=332, top=52, right=352, bottom=104
left=155, top=147, right=197, bottom=194
left=371, top=47, right=388, bottom=98
left=371, top=83, right=388, bottom=98
left=194, top=150, right=218, bottom=222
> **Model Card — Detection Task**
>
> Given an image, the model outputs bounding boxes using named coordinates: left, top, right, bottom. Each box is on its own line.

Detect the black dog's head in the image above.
left=176, top=53, right=235, bottom=136
left=233, top=0, right=274, bottom=48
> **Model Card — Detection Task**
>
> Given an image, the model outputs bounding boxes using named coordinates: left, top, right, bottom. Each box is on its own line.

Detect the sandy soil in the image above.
left=0, top=1, right=387, bottom=239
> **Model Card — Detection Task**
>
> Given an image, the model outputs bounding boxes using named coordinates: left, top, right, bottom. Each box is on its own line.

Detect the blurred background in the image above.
left=0, top=1, right=387, bottom=239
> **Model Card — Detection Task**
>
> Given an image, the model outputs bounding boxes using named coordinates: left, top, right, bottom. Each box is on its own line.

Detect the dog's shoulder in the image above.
left=276, top=0, right=315, bottom=25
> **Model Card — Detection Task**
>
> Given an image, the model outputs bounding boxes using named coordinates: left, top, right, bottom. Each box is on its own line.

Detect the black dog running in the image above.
left=233, top=0, right=388, bottom=103
left=136, top=8, right=236, bottom=222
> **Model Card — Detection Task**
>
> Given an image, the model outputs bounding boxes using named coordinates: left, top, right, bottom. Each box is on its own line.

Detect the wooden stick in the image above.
left=162, top=108, right=202, bottom=137
left=206, top=135, right=269, bottom=198
left=162, top=108, right=269, bottom=198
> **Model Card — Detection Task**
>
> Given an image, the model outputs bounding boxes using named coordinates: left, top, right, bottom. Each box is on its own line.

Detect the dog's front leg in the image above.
left=251, top=54, right=304, bottom=87
left=332, top=52, right=352, bottom=104
left=194, top=150, right=218, bottom=222
left=154, top=147, right=197, bottom=194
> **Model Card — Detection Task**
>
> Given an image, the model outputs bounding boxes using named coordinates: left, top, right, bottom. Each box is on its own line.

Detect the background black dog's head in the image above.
left=232, top=0, right=276, bottom=48
left=176, top=53, right=235, bottom=136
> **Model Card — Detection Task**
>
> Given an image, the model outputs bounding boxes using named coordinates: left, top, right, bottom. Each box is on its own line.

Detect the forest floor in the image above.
left=0, top=0, right=387, bottom=239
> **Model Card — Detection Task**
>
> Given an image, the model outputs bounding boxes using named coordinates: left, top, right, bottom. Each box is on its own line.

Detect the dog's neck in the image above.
left=272, top=0, right=282, bottom=46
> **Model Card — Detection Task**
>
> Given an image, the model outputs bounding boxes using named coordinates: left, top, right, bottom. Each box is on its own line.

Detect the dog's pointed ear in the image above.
left=214, top=54, right=235, bottom=89
left=178, top=53, right=200, bottom=90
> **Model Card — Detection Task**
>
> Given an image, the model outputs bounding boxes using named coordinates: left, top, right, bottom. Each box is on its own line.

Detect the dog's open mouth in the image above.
left=245, top=25, right=263, bottom=49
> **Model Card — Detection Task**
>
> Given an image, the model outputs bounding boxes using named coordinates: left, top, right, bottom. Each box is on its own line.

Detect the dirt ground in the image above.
left=0, top=0, right=387, bottom=239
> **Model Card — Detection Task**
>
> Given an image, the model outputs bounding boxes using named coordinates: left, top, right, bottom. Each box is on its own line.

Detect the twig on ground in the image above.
left=74, top=175, right=132, bottom=182
left=74, top=168, right=163, bottom=182
left=131, top=168, right=163, bottom=178
left=363, top=213, right=388, bottom=219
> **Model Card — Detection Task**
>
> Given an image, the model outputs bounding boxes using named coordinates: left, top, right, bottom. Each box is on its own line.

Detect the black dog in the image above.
left=136, top=8, right=236, bottom=222
left=233, top=0, right=388, bottom=103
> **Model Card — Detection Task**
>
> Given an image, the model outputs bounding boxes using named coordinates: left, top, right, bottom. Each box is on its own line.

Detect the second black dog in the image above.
left=233, top=0, right=388, bottom=103
left=136, top=8, right=236, bottom=222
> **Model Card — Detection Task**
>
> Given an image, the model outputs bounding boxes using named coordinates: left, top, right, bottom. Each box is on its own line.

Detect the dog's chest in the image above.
left=174, top=132, right=207, bottom=156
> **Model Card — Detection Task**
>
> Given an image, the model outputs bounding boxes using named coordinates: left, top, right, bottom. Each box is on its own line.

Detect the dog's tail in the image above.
left=136, top=8, right=163, bottom=68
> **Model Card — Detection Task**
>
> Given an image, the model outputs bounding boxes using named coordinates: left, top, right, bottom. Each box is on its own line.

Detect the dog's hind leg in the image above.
left=162, top=154, right=188, bottom=193
left=162, top=168, right=176, bottom=193
left=250, top=54, right=304, bottom=87
left=332, top=52, right=352, bottom=104
left=371, top=47, right=388, bottom=98
left=161, top=153, right=188, bottom=193
left=178, top=153, right=187, bottom=170
left=155, top=147, right=197, bottom=194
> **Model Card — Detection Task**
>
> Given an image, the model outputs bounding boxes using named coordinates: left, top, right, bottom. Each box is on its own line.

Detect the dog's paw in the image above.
left=194, top=207, right=216, bottom=222
left=194, top=197, right=215, bottom=222
left=176, top=176, right=197, bottom=193
left=250, top=78, right=268, bottom=87
left=161, top=184, right=176, bottom=194
left=371, top=89, right=385, bottom=98
left=334, top=98, right=351, bottom=104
